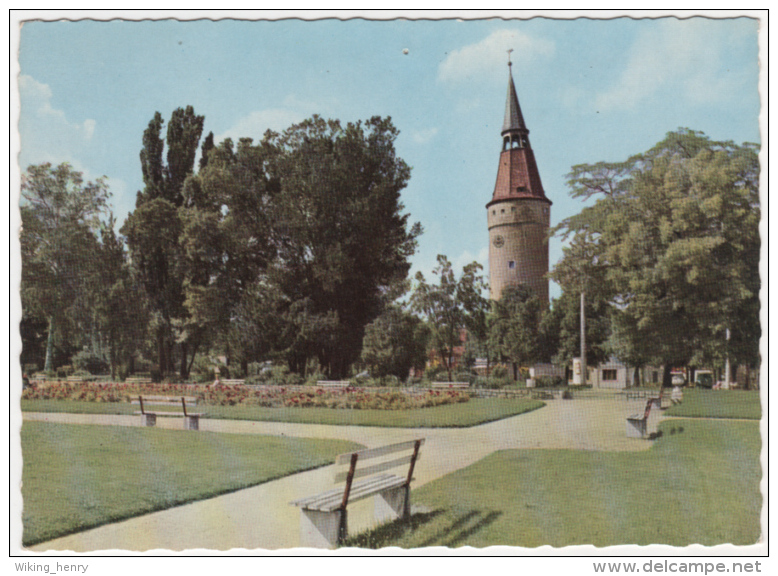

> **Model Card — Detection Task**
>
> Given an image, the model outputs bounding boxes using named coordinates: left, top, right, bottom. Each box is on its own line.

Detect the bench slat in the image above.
left=293, top=473, right=396, bottom=509
left=316, top=380, right=351, bottom=388
left=133, top=411, right=204, bottom=417
left=293, top=474, right=407, bottom=512
left=333, top=453, right=421, bottom=483
left=131, top=396, right=197, bottom=404
left=335, top=438, right=425, bottom=465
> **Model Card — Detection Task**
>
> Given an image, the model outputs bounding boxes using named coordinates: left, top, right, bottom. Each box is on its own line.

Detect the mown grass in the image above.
left=21, top=421, right=361, bottom=546
left=346, top=419, right=762, bottom=548
left=664, top=389, right=762, bottom=420
left=21, top=398, right=545, bottom=428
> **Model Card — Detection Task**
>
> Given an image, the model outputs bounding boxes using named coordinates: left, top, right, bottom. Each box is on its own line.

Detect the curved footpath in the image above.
left=25, top=397, right=659, bottom=552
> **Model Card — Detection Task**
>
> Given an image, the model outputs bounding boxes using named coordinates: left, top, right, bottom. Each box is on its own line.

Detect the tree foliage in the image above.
left=20, top=163, right=110, bottom=371
left=122, top=106, right=205, bottom=377
left=361, top=306, right=429, bottom=380
left=265, top=116, right=421, bottom=376
left=488, top=284, right=544, bottom=373
left=411, top=256, right=488, bottom=381
left=553, top=128, right=760, bottom=381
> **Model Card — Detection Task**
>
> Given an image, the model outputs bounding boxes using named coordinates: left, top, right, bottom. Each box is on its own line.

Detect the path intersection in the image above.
left=25, top=396, right=658, bottom=551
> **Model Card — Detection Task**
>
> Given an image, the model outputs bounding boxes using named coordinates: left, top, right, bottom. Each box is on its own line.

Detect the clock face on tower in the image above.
left=493, top=235, right=505, bottom=248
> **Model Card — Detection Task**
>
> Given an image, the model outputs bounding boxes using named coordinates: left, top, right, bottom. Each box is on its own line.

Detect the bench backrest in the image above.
left=136, top=395, right=197, bottom=416
left=317, top=380, right=351, bottom=388
left=430, top=382, right=469, bottom=389
left=333, top=439, right=424, bottom=510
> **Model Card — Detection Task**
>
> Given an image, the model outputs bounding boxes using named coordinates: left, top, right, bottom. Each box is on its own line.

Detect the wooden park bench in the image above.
left=133, top=395, right=203, bottom=430
left=430, top=382, right=470, bottom=390
left=291, top=438, right=424, bottom=548
left=625, top=398, right=659, bottom=438
left=217, top=378, right=245, bottom=385
left=531, top=390, right=555, bottom=400
left=316, top=380, right=351, bottom=388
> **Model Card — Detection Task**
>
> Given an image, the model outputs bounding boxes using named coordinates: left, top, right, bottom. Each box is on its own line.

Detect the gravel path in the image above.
left=25, top=397, right=659, bottom=551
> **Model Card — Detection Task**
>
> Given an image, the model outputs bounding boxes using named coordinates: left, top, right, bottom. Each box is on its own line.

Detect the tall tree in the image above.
left=266, top=115, right=421, bottom=377
left=488, top=284, right=544, bottom=379
left=548, top=234, right=612, bottom=369
left=361, top=306, right=429, bottom=380
left=410, top=256, right=486, bottom=381
left=20, top=163, right=110, bottom=371
left=554, top=128, right=760, bottom=391
left=180, top=137, right=277, bottom=373
left=122, top=106, right=205, bottom=378
left=94, top=217, right=149, bottom=379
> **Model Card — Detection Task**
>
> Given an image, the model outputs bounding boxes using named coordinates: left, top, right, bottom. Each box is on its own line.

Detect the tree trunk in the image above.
left=186, top=342, right=199, bottom=378
left=180, top=341, right=188, bottom=379
left=660, top=364, right=672, bottom=402
left=633, top=366, right=640, bottom=388
left=743, top=365, right=751, bottom=390
left=157, top=330, right=166, bottom=379
left=44, top=316, right=55, bottom=372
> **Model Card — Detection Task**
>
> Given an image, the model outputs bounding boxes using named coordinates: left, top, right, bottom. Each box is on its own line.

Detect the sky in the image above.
left=16, top=15, right=761, bottom=300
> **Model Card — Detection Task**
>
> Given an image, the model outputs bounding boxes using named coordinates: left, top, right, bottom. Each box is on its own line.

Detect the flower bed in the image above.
left=21, top=382, right=469, bottom=410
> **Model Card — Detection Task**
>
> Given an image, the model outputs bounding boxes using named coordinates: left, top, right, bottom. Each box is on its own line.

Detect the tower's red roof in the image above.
left=490, top=147, right=548, bottom=205
left=489, top=64, right=550, bottom=207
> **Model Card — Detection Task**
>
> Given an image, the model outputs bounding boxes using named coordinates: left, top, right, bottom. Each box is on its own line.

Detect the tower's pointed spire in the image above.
left=502, top=53, right=527, bottom=134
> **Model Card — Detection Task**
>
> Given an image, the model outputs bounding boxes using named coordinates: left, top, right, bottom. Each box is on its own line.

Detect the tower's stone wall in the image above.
left=487, top=197, right=550, bottom=302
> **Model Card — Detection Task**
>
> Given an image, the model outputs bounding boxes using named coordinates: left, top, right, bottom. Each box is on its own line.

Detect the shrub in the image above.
left=23, top=363, right=38, bottom=376
left=474, top=376, right=511, bottom=390
left=56, top=365, right=74, bottom=379
left=72, top=350, right=109, bottom=375
left=491, top=364, right=508, bottom=379
left=258, top=365, right=303, bottom=386
left=190, top=355, right=215, bottom=383
left=535, top=375, right=564, bottom=388
left=453, top=371, right=476, bottom=384
left=117, top=363, right=130, bottom=382
left=424, top=366, right=444, bottom=381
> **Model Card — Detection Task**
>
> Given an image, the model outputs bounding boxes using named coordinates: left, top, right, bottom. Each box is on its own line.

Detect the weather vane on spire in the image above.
left=507, top=48, right=513, bottom=67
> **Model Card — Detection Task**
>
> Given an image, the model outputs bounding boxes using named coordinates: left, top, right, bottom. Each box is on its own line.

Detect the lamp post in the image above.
left=724, top=328, right=731, bottom=389
left=580, top=291, right=586, bottom=387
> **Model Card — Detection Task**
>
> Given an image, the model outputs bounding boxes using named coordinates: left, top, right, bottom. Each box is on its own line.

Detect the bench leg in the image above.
left=626, top=418, right=646, bottom=438
left=300, top=508, right=345, bottom=549
left=184, top=415, right=199, bottom=431
left=140, top=413, right=156, bottom=427
left=374, top=485, right=410, bottom=524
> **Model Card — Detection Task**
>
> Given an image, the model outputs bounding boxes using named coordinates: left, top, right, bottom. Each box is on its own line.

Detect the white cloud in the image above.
left=411, top=127, right=439, bottom=145
left=18, top=75, right=97, bottom=168
left=452, top=246, right=489, bottom=273
left=215, top=108, right=308, bottom=144
left=215, top=94, right=332, bottom=144
left=595, top=19, right=753, bottom=111
left=438, top=29, right=555, bottom=83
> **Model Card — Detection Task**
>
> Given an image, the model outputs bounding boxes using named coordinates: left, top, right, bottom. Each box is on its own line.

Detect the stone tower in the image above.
left=487, top=60, right=551, bottom=303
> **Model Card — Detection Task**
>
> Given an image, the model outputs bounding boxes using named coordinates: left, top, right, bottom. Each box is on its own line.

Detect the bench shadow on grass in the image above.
left=345, top=508, right=503, bottom=549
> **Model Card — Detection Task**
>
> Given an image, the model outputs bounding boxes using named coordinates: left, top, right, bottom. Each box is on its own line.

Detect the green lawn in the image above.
left=346, top=419, right=762, bottom=548
left=21, top=398, right=544, bottom=428
left=21, top=421, right=361, bottom=546
left=665, top=389, right=762, bottom=420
